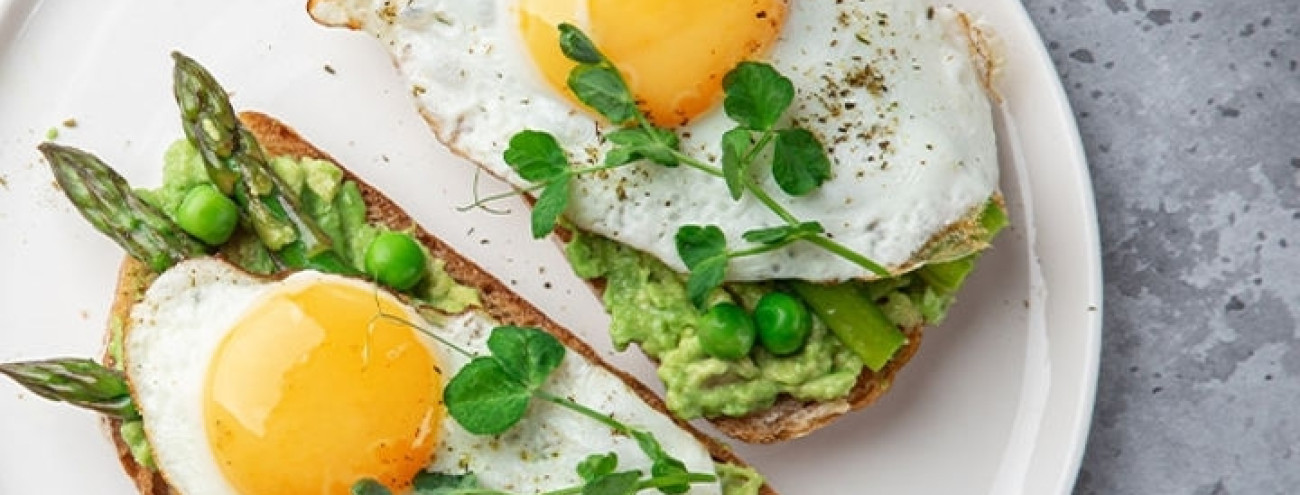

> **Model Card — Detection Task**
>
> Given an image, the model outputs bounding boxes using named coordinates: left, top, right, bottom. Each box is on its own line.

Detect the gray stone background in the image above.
left=1019, top=1, right=1299, bottom=493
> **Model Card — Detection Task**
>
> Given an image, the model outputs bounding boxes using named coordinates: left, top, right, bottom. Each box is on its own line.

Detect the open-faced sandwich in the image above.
left=307, top=0, right=1008, bottom=442
left=0, top=53, right=771, bottom=495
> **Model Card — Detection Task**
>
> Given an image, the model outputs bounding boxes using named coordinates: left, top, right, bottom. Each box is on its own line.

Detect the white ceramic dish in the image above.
left=0, top=1, right=1101, bottom=493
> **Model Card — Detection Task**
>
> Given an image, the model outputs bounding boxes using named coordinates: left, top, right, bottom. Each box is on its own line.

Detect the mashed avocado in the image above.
left=108, top=316, right=156, bottom=469
left=566, top=200, right=1006, bottom=419
left=568, top=233, right=863, bottom=419
left=716, top=463, right=764, bottom=495
left=139, top=140, right=479, bottom=313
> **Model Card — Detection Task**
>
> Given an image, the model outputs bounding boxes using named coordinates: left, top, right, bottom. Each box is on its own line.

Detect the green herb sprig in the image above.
left=470, top=24, right=890, bottom=307
left=359, top=324, right=717, bottom=495
left=352, top=467, right=714, bottom=495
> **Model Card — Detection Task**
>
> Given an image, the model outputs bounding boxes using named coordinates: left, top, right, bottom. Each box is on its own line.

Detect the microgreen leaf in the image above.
left=411, top=472, right=484, bottom=494
left=722, top=61, right=794, bottom=131
left=719, top=127, right=752, bottom=200
left=443, top=357, right=532, bottom=435
left=568, top=65, right=638, bottom=126
left=605, top=128, right=680, bottom=166
left=684, top=256, right=728, bottom=309
left=531, top=178, right=570, bottom=238
left=558, top=23, right=603, bottom=64
left=772, top=127, right=831, bottom=196
left=487, top=326, right=566, bottom=390
left=504, top=130, right=569, bottom=182
left=674, top=224, right=727, bottom=269
left=675, top=225, right=730, bottom=308
left=577, top=452, right=620, bottom=482
left=629, top=429, right=669, bottom=462
left=627, top=429, right=691, bottom=494
left=582, top=471, right=642, bottom=495
left=651, top=458, right=691, bottom=495
left=742, top=221, right=824, bottom=245
left=350, top=479, right=392, bottom=495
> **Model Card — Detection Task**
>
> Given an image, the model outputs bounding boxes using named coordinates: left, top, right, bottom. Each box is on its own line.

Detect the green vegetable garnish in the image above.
left=721, top=61, right=793, bottom=131
left=467, top=24, right=889, bottom=308
left=352, top=467, right=714, bottom=495
left=172, top=51, right=358, bottom=276
left=697, top=302, right=757, bottom=361
left=673, top=225, right=729, bottom=308
left=770, top=128, right=831, bottom=196
left=411, top=472, right=484, bottom=493
left=40, top=143, right=209, bottom=273
left=175, top=183, right=239, bottom=245
left=792, top=282, right=906, bottom=372
left=569, top=64, right=640, bottom=126
left=364, top=231, right=428, bottom=291
left=443, top=326, right=564, bottom=434
left=754, top=292, right=812, bottom=356
left=428, top=326, right=717, bottom=491
left=0, top=358, right=138, bottom=419
left=350, top=324, right=722, bottom=495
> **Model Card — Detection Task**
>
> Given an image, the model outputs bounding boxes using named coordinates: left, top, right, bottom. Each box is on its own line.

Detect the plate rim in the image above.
left=1001, top=1, right=1105, bottom=492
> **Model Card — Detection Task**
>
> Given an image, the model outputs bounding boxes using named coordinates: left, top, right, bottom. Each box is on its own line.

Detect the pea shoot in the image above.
left=471, top=24, right=889, bottom=309
left=357, top=324, right=719, bottom=495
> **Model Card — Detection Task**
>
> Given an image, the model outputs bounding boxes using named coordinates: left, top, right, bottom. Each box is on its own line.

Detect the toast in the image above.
left=307, top=0, right=1004, bottom=445
left=101, top=111, right=775, bottom=495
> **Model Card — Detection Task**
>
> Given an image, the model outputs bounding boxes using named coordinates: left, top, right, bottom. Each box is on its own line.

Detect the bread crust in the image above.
left=705, top=324, right=922, bottom=443
left=104, top=112, right=774, bottom=495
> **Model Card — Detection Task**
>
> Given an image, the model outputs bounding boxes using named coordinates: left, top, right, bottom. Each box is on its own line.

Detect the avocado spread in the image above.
left=716, top=462, right=765, bottom=495
left=566, top=199, right=1007, bottom=419
left=569, top=233, right=864, bottom=419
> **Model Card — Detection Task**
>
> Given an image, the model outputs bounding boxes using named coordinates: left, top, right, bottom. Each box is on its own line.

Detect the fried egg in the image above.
left=310, top=0, right=1001, bottom=282
left=123, top=258, right=720, bottom=494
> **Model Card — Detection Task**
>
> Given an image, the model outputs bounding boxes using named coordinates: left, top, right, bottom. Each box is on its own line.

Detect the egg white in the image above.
left=123, top=258, right=721, bottom=494
left=310, top=0, right=1000, bottom=281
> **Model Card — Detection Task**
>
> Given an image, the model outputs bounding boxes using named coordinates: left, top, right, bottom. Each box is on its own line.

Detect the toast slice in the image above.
left=101, top=111, right=774, bottom=495
left=306, top=0, right=1004, bottom=445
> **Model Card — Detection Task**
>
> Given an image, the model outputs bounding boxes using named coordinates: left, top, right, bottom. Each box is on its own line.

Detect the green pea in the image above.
left=175, top=183, right=238, bottom=246
left=754, top=292, right=812, bottom=356
left=364, top=231, right=427, bottom=291
left=697, top=302, right=756, bottom=360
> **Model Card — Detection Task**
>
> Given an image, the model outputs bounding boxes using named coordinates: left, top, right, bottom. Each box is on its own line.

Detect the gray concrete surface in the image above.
left=1018, top=1, right=1300, bottom=493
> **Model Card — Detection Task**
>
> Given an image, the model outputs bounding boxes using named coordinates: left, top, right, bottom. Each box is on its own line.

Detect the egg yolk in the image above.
left=203, top=279, right=442, bottom=495
left=518, top=0, right=787, bottom=127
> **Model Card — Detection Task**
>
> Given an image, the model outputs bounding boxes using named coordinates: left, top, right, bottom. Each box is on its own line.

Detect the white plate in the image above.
left=0, top=1, right=1102, bottom=494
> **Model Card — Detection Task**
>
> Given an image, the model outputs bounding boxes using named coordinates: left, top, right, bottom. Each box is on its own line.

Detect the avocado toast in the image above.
left=307, top=0, right=1008, bottom=442
left=3, top=54, right=773, bottom=495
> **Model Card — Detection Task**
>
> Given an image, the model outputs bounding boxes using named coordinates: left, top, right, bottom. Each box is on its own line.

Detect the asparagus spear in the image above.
left=0, top=358, right=138, bottom=419
left=41, top=143, right=208, bottom=273
left=792, top=281, right=906, bottom=372
left=170, top=51, right=357, bottom=276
